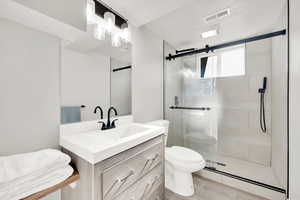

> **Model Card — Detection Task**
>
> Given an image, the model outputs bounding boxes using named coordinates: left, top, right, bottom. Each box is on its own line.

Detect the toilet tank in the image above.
left=147, top=120, right=169, bottom=145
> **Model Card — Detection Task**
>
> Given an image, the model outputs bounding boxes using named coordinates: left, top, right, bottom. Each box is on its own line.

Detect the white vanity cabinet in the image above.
left=62, top=135, right=165, bottom=200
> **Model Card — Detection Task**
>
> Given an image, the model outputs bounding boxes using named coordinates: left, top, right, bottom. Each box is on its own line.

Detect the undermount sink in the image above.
left=59, top=117, right=164, bottom=164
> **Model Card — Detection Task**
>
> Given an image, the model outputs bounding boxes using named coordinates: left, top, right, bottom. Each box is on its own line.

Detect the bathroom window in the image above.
left=199, top=45, right=245, bottom=79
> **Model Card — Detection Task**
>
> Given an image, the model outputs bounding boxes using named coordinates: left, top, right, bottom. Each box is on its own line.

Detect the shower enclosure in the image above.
left=163, top=30, right=288, bottom=194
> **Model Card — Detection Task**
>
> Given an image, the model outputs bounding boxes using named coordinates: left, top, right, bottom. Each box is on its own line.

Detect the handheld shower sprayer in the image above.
left=258, top=77, right=267, bottom=133
left=258, top=77, right=267, bottom=94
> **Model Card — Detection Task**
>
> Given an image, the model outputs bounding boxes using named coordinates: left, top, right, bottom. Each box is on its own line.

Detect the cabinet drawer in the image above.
left=102, top=142, right=163, bottom=200
left=113, top=164, right=163, bottom=200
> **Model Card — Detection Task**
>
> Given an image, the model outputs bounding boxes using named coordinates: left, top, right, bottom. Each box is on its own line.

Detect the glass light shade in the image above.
left=104, top=12, right=116, bottom=35
left=94, top=24, right=106, bottom=40
left=87, top=0, right=96, bottom=24
left=111, top=33, right=121, bottom=47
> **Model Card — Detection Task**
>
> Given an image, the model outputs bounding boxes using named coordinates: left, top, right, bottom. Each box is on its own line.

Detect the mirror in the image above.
left=110, top=58, right=132, bottom=116
left=60, top=46, right=131, bottom=124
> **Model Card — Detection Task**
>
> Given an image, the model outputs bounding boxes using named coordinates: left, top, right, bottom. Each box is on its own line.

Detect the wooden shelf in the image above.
left=21, top=170, right=80, bottom=200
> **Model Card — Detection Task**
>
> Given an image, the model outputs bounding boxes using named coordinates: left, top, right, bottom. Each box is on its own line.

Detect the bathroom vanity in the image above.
left=60, top=117, right=165, bottom=200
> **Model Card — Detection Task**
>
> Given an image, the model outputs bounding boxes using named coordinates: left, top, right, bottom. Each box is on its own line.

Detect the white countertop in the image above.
left=59, top=116, right=164, bottom=164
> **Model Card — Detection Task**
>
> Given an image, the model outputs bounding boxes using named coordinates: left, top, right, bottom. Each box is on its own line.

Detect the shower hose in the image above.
left=260, top=92, right=267, bottom=133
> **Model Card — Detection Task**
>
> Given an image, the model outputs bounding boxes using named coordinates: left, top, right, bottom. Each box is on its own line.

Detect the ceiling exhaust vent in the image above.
left=205, top=8, right=230, bottom=23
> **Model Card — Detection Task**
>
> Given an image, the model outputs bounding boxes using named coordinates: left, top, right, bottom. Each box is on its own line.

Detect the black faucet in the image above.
left=98, top=107, right=118, bottom=130
left=93, top=106, right=103, bottom=119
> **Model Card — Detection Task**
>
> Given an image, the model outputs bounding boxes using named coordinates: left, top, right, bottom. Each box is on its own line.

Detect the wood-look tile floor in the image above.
left=165, top=176, right=269, bottom=200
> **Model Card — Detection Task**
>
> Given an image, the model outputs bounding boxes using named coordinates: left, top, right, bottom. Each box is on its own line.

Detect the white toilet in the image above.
left=147, top=120, right=206, bottom=197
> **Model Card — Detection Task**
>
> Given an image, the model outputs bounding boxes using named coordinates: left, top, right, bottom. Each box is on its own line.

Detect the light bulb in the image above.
left=87, top=0, right=96, bottom=24
left=104, top=12, right=115, bottom=35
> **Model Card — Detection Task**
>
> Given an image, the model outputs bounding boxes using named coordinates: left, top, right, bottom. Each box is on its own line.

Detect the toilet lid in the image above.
left=166, top=146, right=204, bottom=163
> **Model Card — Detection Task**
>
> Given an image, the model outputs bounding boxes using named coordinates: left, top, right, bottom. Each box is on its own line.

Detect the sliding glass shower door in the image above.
left=163, top=36, right=288, bottom=191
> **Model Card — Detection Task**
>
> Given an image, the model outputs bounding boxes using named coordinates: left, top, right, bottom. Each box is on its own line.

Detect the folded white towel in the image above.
left=0, top=149, right=71, bottom=186
left=0, top=165, right=74, bottom=200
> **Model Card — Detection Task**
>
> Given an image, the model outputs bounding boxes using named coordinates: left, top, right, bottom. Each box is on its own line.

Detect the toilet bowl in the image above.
left=147, top=120, right=206, bottom=196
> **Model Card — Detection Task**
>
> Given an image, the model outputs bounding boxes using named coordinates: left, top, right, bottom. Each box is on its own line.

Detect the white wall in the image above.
left=289, top=0, right=300, bottom=199
left=13, top=0, right=87, bottom=31
left=110, top=58, right=131, bottom=116
left=131, top=27, right=164, bottom=122
left=61, top=48, right=110, bottom=121
left=0, top=19, right=111, bottom=200
left=0, top=19, right=60, bottom=156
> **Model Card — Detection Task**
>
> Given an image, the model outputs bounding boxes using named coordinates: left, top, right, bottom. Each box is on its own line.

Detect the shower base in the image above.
left=196, top=154, right=286, bottom=200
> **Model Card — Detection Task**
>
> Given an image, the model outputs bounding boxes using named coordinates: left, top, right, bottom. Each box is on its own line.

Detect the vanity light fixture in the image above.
left=87, top=0, right=131, bottom=46
left=104, top=11, right=116, bottom=35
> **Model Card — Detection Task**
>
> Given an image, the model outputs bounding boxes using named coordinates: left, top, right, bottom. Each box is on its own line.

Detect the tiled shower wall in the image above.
left=214, top=39, right=272, bottom=166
